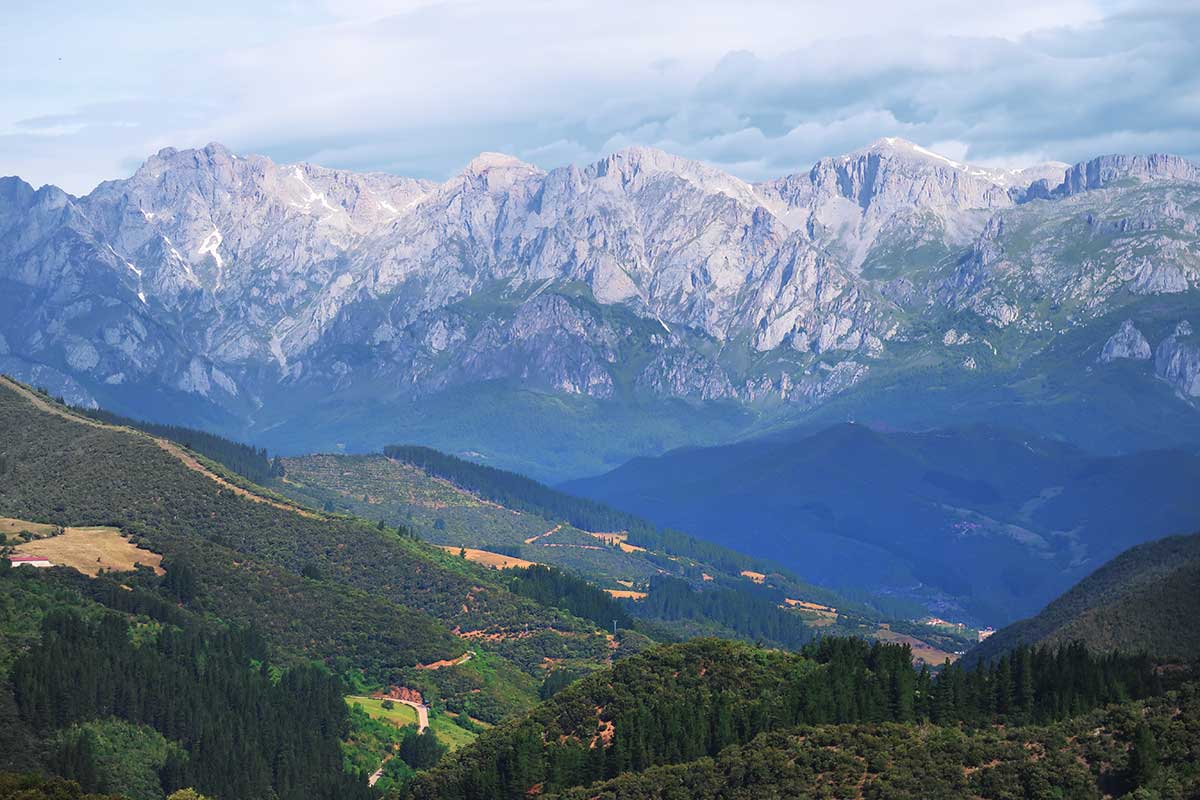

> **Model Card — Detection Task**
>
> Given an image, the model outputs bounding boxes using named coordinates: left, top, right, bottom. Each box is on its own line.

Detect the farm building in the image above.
left=8, top=555, right=53, bottom=568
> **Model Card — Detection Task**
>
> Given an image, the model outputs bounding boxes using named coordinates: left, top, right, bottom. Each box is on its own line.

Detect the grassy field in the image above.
left=12, top=525, right=164, bottom=576
left=874, top=627, right=959, bottom=666
left=345, top=696, right=420, bottom=727
left=0, top=516, right=58, bottom=542
left=436, top=546, right=538, bottom=569
left=346, top=696, right=478, bottom=751
left=428, top=713, right=477, bottom=750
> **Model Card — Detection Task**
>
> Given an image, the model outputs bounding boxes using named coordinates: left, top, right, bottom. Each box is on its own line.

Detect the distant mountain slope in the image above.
left=273, top=448, right=894, bottom=651
left=3, top=140, right=1200, bottom=476
left=562, top=423, right=1200, bottom=623
left=967, top=532, right=1200, bottom=665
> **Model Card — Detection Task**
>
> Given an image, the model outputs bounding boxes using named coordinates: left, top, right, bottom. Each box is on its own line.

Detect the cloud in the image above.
left=1, top=0, right=1196, bottom=193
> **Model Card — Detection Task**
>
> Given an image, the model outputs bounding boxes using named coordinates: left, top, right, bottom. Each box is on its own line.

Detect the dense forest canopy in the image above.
left=403, top=637, right=1175, bottom=800
left=1, top=565, right=367, bottom=800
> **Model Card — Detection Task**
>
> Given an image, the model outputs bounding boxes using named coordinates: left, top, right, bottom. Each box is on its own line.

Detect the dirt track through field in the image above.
left=524, top=524, right=562, bottom=544
left=0, top=376, right=318, bottom=519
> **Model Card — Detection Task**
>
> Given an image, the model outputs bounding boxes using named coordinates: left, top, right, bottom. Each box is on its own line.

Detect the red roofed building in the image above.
left=8, top=555, right=53, bottom=568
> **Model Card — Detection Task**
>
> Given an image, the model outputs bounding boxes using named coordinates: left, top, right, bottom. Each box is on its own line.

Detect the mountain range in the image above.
left=3, top=139, right=1200, bottom=477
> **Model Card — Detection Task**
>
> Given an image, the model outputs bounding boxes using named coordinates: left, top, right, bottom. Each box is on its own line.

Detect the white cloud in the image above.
left=0, top=0, right=1195, bottom=194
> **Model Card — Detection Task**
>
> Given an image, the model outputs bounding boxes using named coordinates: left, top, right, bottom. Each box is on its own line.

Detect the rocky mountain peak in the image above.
left=1155, top=319, right=1200, bottom=398
left=462, top=152, right=540, bottom=175
left=586, top=146, right=760, bottom=207
left=1056, top=153, right=1200, bottom=196
left=453, top=152, right=543, bottom=195
left=0, top=176, right=37, bottom=211
left=861, top=137, right=965, bottom=167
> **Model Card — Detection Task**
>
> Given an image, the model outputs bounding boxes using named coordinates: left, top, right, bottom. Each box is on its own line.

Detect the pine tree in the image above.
left=1017, top=646, right=1035, bottom=719
left=1129, top=722, right=1158, bottom=789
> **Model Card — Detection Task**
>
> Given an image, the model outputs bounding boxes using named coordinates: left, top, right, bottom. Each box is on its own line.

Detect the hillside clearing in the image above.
left=12, top=525, right=164, bottom=576
left=437, top=546, right=538, bottom=569
left=428, top=714, right=477, bottom=750
left=874, top=627, right=958, bottom=666
left=604, top=589, right=648, bottom=600
left=346, top=696, right=476, bottom=750
left=784, top=598, right=839, bottom=624
left=524, top=524, right=562, bottom=544
left=0, top=516, right=59, bottom=542
left=417, top=651, right=474, bottom=670
left=346, top=695, right=420, bottom=728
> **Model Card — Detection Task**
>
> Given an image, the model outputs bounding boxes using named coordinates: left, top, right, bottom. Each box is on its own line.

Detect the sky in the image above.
left=3, top=0, right=1198, bottom=194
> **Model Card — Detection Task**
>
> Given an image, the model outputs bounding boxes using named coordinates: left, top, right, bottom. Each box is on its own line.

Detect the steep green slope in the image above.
left=564, top=422, right=1200, bottom=623
left=0, top=377, right=622, bottom=717
left=967, top=532, right=1200, bottom=665
left=76, top=406, right=280, bottom=484
left=0, top=379, right=464, bottom=673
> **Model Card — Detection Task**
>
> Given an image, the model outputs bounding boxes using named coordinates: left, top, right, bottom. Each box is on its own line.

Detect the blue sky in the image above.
left=3, top=0, right=1197, bottom=194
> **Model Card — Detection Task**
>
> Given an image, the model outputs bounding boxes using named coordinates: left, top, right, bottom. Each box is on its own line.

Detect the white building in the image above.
left=9, top=555, right=53, bottom=568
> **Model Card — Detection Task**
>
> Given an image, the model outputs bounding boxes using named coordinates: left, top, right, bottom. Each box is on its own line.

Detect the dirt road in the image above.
left=400, top=699, right=430, bottom=732
left=524, top=523, right=562, bottom=544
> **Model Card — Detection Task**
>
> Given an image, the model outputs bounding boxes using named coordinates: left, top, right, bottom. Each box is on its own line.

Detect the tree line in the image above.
left=631, top=575, right=815, bottom=650
left=76, top=408, right=280, bottom=484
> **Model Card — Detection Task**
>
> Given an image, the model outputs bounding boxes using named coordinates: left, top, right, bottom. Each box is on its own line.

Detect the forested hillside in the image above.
left=544, top=686, right=1200, bottom=800
left=404, top=638, right=1186, bottom=800
left=379, top=445, right=776, bottom=576
left=967, top=532, right=1200, bottom=665
left=0, top=564, right=366, bottom=800
left=4, top=376, right=1198, bottom=800
left=76, top=407, right=281, bottom=484
left=0, top=377, right=641, bottom=796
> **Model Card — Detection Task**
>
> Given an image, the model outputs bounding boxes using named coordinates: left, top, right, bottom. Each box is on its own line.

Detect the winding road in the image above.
left=366, top=700, right=430, bottom=787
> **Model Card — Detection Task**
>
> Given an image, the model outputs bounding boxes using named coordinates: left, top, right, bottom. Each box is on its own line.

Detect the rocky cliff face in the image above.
left=755, top=138, right=1069, bottom=269
left=1100, top=320, right=1152, bottom=362
left=1156, top=321, right=1200, bottom=397
left=1, top=139, right=1198, bottom=461
left=1055, top=154, right=1200, bottom=196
